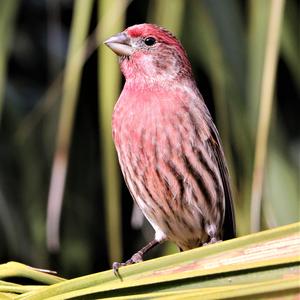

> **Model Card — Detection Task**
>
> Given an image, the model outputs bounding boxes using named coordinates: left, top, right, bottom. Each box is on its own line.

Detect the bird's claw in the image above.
left=112, top=252, right=144, bottom=279
left=203, top=238, right=222, bottom=246
left=112, top=262, right=125, bottom=279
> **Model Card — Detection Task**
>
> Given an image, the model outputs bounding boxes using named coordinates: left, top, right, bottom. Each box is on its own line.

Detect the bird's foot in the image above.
left=113, top=251, right=143, bottom=279
left=112, top=239, right=160, bottom=279
left=203, top=238, right=222, bottom=246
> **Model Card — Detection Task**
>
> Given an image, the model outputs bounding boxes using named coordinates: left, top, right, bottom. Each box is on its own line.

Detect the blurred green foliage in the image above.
left=0, top=0, right=299, bottom=278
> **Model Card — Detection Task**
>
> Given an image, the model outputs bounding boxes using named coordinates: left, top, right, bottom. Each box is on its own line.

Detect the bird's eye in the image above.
left=144, top=37, right=156, bottom=46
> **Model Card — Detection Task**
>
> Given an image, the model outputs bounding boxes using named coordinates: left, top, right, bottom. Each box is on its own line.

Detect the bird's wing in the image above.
left=208, top=123, right=236, bottom=240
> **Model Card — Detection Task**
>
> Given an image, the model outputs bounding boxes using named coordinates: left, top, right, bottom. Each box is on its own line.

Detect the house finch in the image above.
left=104, top=24, right=235, bottom=275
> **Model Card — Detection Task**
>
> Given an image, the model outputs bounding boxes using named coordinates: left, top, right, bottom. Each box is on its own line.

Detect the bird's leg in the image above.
left=113, top=239, right=159, bottom=277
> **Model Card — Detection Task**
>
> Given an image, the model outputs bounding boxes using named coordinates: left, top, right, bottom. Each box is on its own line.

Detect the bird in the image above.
left=104, top=23, right=236, bottom=275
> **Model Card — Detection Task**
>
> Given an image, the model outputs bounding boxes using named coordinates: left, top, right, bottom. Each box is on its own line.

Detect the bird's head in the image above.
left=104, top=23, right=193, bottom=82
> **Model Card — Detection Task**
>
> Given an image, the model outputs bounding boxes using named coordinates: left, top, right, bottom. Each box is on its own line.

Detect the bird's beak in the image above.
left=104, top=32, right=133, bottom=57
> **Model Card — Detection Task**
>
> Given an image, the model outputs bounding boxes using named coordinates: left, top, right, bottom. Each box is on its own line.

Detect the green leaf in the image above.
left=148, top=0, right=185, bottom=37
left=98, top=0, right=128, bottom=265
left=0, top=222, right=298, bottom=299
left=281, top=0, right=300, bottom=94
left=0, top=0, right=19, bottom=124
left=250, top=0, right=286, bottom=232
left=0, top=262, right=64, bottom=285
left=264, top=147, right=300, bottom=226
left=46, top=0, right=94, bottom=251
